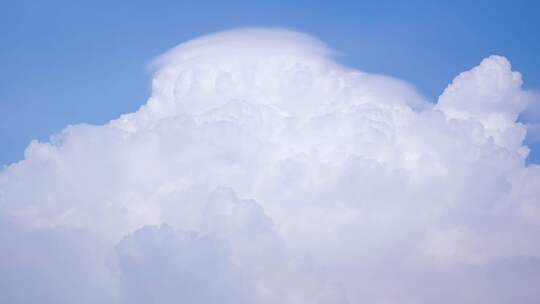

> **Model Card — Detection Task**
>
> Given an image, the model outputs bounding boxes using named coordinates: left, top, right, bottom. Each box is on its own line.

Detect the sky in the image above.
left=1, top=0, right=540, bottom=166
left=1, top=1, right=540, bottom=303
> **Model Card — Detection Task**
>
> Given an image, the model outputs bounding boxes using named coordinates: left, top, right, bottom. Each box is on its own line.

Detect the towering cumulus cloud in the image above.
left=1, top=29, right=539, bottom=303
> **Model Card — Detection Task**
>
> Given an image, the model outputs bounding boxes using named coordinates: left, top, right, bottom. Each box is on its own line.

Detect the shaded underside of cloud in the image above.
left=1, top=28, right=540, bottom=303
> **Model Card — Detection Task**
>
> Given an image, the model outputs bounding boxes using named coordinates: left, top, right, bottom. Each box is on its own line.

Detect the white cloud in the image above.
left=115, top=224, right=256, bottom=304
left=1, top=28, right=540, bottom=303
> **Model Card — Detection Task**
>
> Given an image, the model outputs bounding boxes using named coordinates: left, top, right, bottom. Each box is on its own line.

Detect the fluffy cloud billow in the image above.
left=1, top=28, right=540, bottom=303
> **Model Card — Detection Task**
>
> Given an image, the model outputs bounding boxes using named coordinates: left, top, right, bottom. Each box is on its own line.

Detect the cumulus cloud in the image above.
left=1, top=28, right=540, bottom=303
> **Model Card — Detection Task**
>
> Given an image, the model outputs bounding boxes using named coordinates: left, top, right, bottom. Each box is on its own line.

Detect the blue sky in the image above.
left=1, top=0, right=539, bottom=166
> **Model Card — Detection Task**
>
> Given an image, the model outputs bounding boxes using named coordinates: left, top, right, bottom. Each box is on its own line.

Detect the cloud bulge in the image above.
left=1, top=28, right=540, bottom=303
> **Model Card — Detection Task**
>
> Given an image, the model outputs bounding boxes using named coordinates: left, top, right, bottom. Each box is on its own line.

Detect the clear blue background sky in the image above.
left=1, top=0, right=539, bottom=166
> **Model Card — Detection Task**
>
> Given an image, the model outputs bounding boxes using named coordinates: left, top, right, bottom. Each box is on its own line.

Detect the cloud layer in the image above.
left=1, top=28, right=540, bottom=303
